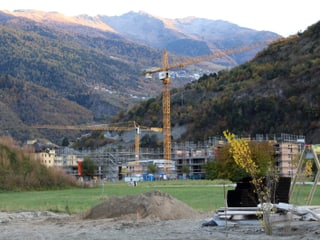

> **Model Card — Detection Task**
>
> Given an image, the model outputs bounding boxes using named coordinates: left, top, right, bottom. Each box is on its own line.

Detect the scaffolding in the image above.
left=46, top=133, right=306, bottom=181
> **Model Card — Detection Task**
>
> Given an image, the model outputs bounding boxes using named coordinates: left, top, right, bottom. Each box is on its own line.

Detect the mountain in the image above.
left=115, top=20, right=320, bottom=143
left=98, top=11, right=280, bottom=64
left=0, top=10, right=161, bottom=120
left=0, top=10, right=280, bottom=143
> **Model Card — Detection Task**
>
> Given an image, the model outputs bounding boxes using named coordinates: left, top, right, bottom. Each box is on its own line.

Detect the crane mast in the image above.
left=161, top=50, right=172, bottom=160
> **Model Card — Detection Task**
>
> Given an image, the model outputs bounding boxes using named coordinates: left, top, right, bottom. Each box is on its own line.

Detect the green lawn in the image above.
left=0, top=180, right=319, bottom=214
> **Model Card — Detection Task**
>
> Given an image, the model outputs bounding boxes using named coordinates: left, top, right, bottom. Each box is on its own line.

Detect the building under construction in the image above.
left=33, top=133, right=306, bottom=181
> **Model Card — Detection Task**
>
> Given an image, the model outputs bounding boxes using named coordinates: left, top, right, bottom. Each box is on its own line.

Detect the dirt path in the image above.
left=1, top=191, right=320, bottom=240
left=1, top=211, right=320, bottom=240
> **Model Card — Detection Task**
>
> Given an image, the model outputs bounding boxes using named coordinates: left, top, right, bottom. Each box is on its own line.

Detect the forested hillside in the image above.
left=0, top=75, right=93, bottom=141
left=0, top=10, right=161, bottom=121
left=116, top=21, right=320, bottom=143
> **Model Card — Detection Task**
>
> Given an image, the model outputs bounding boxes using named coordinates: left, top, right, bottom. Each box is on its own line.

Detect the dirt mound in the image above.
left=83, top=190, right=200, bottom=221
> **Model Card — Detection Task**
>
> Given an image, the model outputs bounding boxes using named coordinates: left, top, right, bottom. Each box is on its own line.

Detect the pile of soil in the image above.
left=83, top=190, right=200, bottom=221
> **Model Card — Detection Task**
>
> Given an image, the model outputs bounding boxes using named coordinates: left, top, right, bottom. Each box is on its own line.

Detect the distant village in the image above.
left=92, top=69, right=206, bottom=101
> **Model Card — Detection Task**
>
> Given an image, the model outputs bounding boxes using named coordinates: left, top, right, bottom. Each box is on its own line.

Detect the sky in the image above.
left=1, top=0, right=319, bottom=37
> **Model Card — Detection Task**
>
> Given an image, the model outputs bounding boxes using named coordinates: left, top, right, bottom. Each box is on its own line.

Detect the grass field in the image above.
left=0, top=180, right=319, bottom=214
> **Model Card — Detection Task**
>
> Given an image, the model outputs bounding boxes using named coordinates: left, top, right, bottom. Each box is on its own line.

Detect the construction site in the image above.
left=32, top=44, right=311, bottom=183
left=32, top=132, right=309, bottom=182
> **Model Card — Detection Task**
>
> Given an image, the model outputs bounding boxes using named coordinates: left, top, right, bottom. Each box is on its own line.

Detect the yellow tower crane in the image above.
left=33, top=121, right=162, bottom=162
left=142, top=42, right=273, bottom=160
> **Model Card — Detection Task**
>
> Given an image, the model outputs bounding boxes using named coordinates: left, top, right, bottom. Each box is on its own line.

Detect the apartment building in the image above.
left=34, top=149, right=56, bottom=167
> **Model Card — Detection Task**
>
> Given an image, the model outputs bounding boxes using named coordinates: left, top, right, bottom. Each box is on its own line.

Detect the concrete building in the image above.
left=173, top=140, right=215, bottom=179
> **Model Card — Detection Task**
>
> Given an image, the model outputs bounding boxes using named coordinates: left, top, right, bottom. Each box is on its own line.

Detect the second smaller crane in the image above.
left=33, top=121, right=162, bottom=162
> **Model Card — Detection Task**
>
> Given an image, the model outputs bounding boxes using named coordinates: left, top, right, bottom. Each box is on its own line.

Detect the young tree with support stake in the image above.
left=223, top=130, right=277, bottom=236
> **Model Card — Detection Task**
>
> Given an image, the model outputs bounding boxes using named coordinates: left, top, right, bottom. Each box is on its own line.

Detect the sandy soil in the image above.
left=1, top=191, right=320, bottom=240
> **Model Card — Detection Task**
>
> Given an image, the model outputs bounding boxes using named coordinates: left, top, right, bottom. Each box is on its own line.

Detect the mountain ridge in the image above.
left=6, top=9, right=280, bottom=62
left=5, top=9, right=117, bottom=33
left=97, top=11, right=280, bottom=62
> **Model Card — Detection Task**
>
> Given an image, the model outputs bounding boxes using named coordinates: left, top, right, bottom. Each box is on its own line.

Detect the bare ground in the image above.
left=1, top=190, right=320, bottom=240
